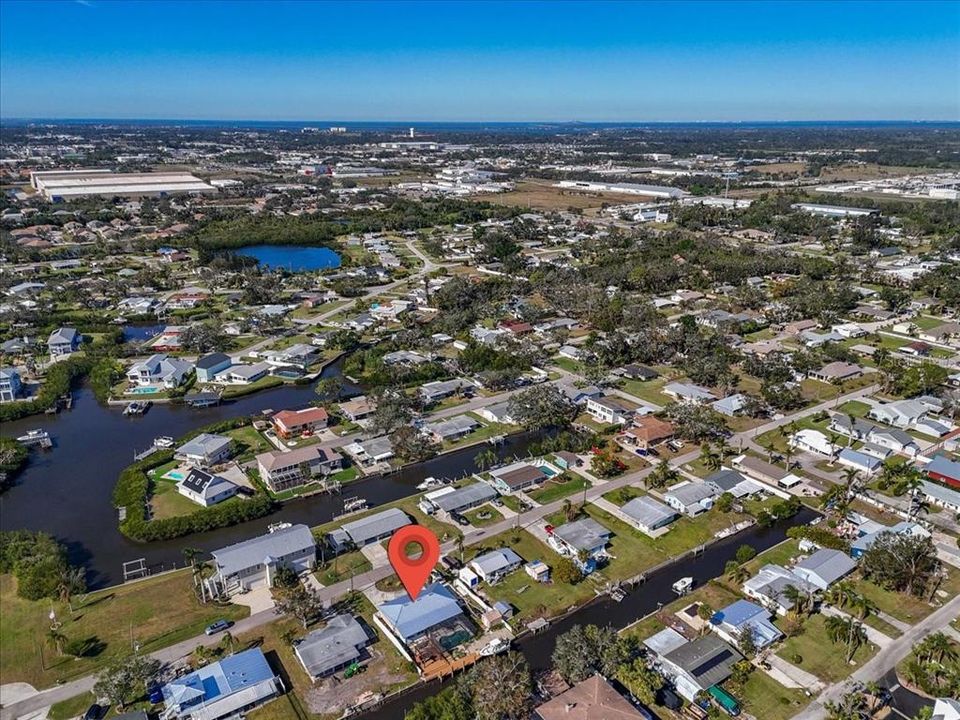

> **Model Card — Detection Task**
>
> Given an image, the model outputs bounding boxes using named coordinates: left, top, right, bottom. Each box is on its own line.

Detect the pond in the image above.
left=233, top=244, right=342, bottom=271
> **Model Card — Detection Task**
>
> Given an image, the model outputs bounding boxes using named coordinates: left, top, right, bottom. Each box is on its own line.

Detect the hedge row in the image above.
left=0, top=356, right=93, bottom=423
left=113, top=418, right=277, bottom=542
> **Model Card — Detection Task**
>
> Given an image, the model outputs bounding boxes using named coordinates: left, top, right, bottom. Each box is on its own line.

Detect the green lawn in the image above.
left=527, top=474, right=591, bottom=504
left=463, top=504, right=504, bottom=528
left=315, top=550, right=372, bottom=586
left=596, top=504, right=753, bottom=581
left=850, top=572, right=959, bottom=624
left=836, top=400, right=872, bottom=418
left=602, top=485, right=645, bottom=506
left=48, top=693, right=95, bottom=720
left=220, top=376, right=284, bottom=399
left=616, top=377, right=670, bottom=406
left=149, top=477, right=202, bottom=520
left=469, top=530, right=597, bottom=621
left=733, top=668, right=810, bottom=720
left=0, top=571, right=249, bottom=689
left=775, top=614, right=877, bottom=682
left=226, top=425, right=273, bottom=462
left=501, top=495, right=524, bottom=513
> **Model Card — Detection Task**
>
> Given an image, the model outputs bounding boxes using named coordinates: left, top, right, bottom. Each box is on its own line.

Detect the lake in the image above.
left=233, top=244, right=341, bottom=271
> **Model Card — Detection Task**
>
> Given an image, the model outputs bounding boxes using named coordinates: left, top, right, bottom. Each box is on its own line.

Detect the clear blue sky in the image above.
left=1, top=0, right=957, bottom=121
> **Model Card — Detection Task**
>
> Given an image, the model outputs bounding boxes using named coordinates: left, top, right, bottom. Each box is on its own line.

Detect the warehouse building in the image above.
left=30, top=169, right=217, bottom=200
left=556, top=180, right=687, bottom=199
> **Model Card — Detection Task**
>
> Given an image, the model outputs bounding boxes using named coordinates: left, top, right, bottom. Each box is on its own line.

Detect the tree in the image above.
left=507, top=385, right=576, bottom=430
left=738, top=629, right=758, bottom=659
left=646, top=459, right=678, bottom=489
left=274, top=583, right=322, bottom=628
left=860, top=531, right=939, bottom=597
left=735, top=544, right=757, bottom=564
left=315, top=376, right=344, bottom=401
left=726, top=561, right=750, bottom=585
left=552, top=556, right=582, bottom=585
left=915, top=632, right=957, bottom=665
left=57, top=566, right=86, bottom=613
left=369, top=390, right=415, bottom=435
left=781, top=584, right=815, bottom=618
left=179, top=322, right=229, bottom=354
left=47, top=628, right=67, bottom=656
left=590, top=448, right=626, bottom=478
left=824, top=581, right=858, bottom=611
left=825, top=690, right=870, bottom=720
left=93, top=653, right=161, bottom=710
left=551, top=624, right=628, bottom=683
left=616, top=659, right=664, bottom=705
left=700, top=442, right=722, bottom=472
left=466, top=651, right=532, bottom=720
left=390, top=425, right=439, bottom=463
left=407, top=686, right=473, bottom=720
left=825, top=615, right=867, bottom=662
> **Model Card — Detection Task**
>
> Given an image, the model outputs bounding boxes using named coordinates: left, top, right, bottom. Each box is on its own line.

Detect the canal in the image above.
left=0, top=360, right=545, bottom=588
left=360, top=507, right=819, bottom=720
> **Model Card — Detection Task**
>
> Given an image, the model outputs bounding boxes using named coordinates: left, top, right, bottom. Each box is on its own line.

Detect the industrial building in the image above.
left=30, top=169, right=217, bottom=200
left=556, top=180, right=687, bottom=199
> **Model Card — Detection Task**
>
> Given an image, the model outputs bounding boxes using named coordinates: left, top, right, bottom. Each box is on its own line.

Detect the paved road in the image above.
left=791, top=593, right=960, bottom=720
left=0, top=383, right=884, bottom=720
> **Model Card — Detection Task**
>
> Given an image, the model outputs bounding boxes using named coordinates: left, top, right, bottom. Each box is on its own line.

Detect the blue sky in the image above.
left=1, top=0, right=957, bottom=121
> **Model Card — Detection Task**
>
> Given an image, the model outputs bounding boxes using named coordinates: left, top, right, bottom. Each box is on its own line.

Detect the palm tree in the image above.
left=852, top=593, right=877, bottom=621
left=824, top=581, right=858, bottom=611
left=46, top=628, right=67, bottom=656
left=646, top=459, right=678, bottom=489
left=825, top=615, right=867, bottom=662
left=57, top=567, right=86, bottom=613
left=182, top=547, right=202, bottom=568
left=781, top=584, right=815, bottom=617
left=782, top=443, right=795, bottom=471
left=701, top=442, right=722, bottom=472
left=916, top=632, right=957, bottom=665
left=841, top=467, right=861, bottom=496
left=727, top=563, right=751, bottom=585
left=455, top=535, right=465, bottom=563
left=220, top=631, right=236, bottom=655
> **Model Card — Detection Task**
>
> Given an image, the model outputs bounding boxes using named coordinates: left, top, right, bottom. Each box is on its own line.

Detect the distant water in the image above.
left=234, top=245, right=341, bottom=272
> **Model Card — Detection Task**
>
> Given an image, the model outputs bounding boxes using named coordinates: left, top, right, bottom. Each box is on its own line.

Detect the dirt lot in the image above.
left=751, top=162, right=809, bottom=175
left=818, top=163, right=942, bottom=181
left=303, top=646, right=409, bottom=715
left=473, top=179, right=660, bottom=211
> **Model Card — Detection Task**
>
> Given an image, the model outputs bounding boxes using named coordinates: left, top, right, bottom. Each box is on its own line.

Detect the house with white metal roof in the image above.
left=210, top=524, right=316, bottom=593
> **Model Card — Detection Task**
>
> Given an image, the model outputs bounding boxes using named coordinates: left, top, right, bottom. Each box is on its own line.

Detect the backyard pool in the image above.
left=128, top=386, right=160, bottom=395
left=166, top=471, right=185, bottom=480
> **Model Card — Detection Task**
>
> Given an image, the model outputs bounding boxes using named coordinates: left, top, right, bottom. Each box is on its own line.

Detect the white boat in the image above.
left=672, top=577, right=694, bottom=595
left=153, top=436, right=174, bottom=448
left=478, top=638, right=510, bottom=656
left=416, top=476, right=448, bottom=491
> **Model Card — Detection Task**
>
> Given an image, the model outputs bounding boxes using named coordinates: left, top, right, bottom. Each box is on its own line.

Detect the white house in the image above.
left=789, top=429, right=836, bottom=456
left=177, top=468, right=240, bottom=507
left=126, top=354, right=195, bottom=389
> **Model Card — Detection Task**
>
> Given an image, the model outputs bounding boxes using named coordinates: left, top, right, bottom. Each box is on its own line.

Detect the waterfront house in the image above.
left=176, top=433, right=234, bottom=467
left=328, top=508, right=411, bottom=552
left=664, top=481, right=718, bottom=516
left=127, top=354, right=194, bottom=389
left=195, top=352, right=232, bottom=383
left=210, top=524, right=316, bottom=593
left=791, top=548, right=856, bottom=590
left=47, top=327, right=80, bottom=357
left=376, top=583, right=469, bottom=644
left=294, top=614, right=372, bottom=679
left=534, top=675, right=648, bottom=720
left=709, top=599, right=783, bottom=649
left=176, top=468, right=240, bottom=507
left=466, top=548, right=524, bottom=584
left=0, top=367, right=23, bottom=403
left=424, top=415, right=479, bottom=444
left=271, top=407, right=329, bottom=437
left=620, top=495, right=677, bottom=534
left=548, top=517, right=611, bottom=572
left=255, top=446, right=343, bottom=493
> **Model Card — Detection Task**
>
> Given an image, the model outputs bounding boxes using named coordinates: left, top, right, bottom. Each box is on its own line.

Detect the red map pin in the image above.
left=388, top=525, right=440, bottom=601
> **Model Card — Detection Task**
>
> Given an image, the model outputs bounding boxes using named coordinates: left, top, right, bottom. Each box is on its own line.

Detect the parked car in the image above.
left=83, top=704, right=103, bottom=720
left=205, top=619, right=233, bottom=635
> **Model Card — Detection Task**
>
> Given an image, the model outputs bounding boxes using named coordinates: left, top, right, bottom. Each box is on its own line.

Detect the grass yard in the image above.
left=48, top=693, right=95, bottom=720
left=500, top=495, right=524, bottom=513
left=775, top=614, right=877, bottom=682
left=220, top=376, right=284, bottom=399
left=836, top=400, right=872, bottom=418
left=149, top=477, right=202, bottom=520
left=315, top=550, right=372, bottom=586
left=620, top=580, right=742, bottom=644
left=734, top=668, right=811, bottom=720
left=591, top=504, right=751, bottom=581
left=469, top=530, right=597, bottom=621
left=0, top=571, right=249, bottom=689
left=850, top=571, right=960, bottom=624
left=616, top=377, right=671, bottom=406
left=602, top=485, right=645, bottom=506
left=463, top=504, right=504, bottom=528
left=226, top=425, right=273, bottom=461
left=527, top=474, right=591, bottom=504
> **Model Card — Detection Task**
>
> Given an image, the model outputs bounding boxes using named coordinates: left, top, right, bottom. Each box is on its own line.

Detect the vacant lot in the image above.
left=473, top=180, right=662, bottom=212
left=775, top=614, right=877, bottom=682
left=0, top=571, right=248, bottom=689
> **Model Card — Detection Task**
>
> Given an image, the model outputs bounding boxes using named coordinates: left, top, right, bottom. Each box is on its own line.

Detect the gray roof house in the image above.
left=468, top=548, right=523, bottom=583
left=792, top=548, right=856, bottom=590
left=663, top=382, right=717, bottom=404
left=549, top=517, right=611, bottom=567
left=294, top=614, right=372, bottom=678
left=424, top=415, right=480, bottom=442
left=211, top=524, right=316, bottom=592
left=658, top=635, right=744, bottom=702
left=431, top=482, right=498, bottom=514
left=336, top=508, right=410, bottom=549
left=705, top=469, right=763, bottom=498
left=664, top=481, right=719, bottom=516
left=176, top=433, right=234, bottom=467
left=47, top=327, right=80, bottom=356
left=620, top=496, right=677, bottom=534
left=742, top=564, right=817, bottom=615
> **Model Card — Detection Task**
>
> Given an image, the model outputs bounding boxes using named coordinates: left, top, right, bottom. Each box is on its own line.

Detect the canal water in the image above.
left=233, top=245, right=342, bottom=272
left=359, top=507, right=819, bottom=720
left=0, top=360, right=543, bottom=587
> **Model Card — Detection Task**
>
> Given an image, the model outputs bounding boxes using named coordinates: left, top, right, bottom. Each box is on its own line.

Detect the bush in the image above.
left=786, top=525, right=851, bottom=552
left=0, top=530, right=71, bottom=600
left=0, top=438, right=29, bottom=492
left=0, top=356, right=92, bottom=422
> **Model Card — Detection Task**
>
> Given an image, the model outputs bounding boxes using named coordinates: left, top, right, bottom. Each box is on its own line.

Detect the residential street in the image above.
left=0, top=383, right=881, bottom=720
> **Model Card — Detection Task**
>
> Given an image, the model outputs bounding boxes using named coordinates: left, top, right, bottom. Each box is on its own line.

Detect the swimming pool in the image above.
left=167, top=471, right=185, bottom=480
left=128, top=386, right=160, bottom=395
